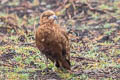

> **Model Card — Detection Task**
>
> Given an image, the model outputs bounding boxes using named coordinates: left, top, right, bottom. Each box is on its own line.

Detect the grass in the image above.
left=0, top=0, right=120, bottom=80
left=0, top=19, right=119, bottom=80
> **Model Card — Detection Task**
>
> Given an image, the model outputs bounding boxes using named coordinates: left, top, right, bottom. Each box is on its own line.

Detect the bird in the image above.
left=35, top=10, right=71, bottom=70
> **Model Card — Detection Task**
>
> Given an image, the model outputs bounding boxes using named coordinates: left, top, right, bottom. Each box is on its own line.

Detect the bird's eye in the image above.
left=42, top=14, right=52, bottom=18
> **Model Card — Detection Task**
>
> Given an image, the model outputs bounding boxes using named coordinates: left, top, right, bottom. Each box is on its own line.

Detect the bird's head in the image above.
left=40, top=10, right=58, bottom=25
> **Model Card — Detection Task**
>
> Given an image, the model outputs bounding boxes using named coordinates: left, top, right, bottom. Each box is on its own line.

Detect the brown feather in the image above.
left=35, top=10, right=70, bottom=70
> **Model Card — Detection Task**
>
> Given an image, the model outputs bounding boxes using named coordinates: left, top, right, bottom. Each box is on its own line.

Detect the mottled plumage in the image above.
left=35, top=10, right=70, bottom=70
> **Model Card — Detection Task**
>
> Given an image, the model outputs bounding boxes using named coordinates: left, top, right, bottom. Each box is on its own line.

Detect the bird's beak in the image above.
left=49, top=15, right=58, bottom=20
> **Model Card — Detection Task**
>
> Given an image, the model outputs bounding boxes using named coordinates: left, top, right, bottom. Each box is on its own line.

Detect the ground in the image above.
left=0, top=0, right=120, bottom=80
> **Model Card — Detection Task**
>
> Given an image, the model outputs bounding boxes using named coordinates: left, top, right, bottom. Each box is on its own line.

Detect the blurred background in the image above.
left=0, top=0, right=120, bottom=80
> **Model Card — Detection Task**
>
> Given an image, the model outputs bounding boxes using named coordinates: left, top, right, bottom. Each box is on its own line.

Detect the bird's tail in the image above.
left=55, top=58, right=71, bottom=70
left=55, top=48, right=71, bottom=70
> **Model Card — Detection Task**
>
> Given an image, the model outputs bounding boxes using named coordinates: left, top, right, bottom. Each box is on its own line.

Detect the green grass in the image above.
left=0, top=0, right=120, bottom=80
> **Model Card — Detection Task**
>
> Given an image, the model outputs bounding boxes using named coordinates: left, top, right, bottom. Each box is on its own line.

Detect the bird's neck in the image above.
left=40, top=21, right=59, bottom=27
left=40, top=21, right=54, bottom=25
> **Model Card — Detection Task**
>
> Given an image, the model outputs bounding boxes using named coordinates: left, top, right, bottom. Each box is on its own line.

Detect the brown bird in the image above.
left=35, top=10, right=71, bottom=70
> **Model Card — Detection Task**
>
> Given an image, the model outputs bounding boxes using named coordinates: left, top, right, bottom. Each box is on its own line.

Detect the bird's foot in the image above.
left=42, top=67, right=52, bottom=73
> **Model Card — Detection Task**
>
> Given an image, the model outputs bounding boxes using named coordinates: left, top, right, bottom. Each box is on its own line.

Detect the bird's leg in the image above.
left=43, top=57, right=50, bottom=73
left=54, top=60, right=64, bottom=72
left=44, top=56, right=49, bottom=68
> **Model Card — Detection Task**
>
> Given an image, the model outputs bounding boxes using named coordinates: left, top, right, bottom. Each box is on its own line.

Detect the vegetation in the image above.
left=0, top=0, right=120, bottom=80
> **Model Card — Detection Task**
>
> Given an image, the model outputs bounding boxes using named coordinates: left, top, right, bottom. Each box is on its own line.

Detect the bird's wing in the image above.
left=54, top=27, right=71, bottom=70
left=35, top=26, right=45, bottom=52
left=60, top=28, right=70, bottom=60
